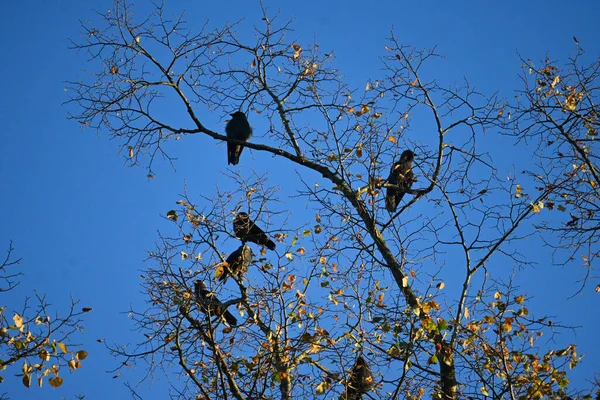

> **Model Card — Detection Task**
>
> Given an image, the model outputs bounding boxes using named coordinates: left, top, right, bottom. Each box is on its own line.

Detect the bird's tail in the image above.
left=385, top=189, right=397, bottom=213
left=266, top=239, right=276, bottom=251
left=228, top=143, right=240, bottom=165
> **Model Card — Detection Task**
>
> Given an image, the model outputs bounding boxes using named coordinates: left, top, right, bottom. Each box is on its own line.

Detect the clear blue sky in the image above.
left=1, top=1, right=599, bottom=398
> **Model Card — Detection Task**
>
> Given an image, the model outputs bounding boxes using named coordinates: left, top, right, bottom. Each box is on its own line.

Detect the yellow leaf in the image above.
left=13, top=313, right=24, bottom=330
left=319, top=257, right=327, bottom=264
left=58, top=342, right=67, bottom=354
left=388, top=136, right=396, bottom=143
left=436, top=282, right=445, bottom=290
left=285, top=252, right=293, bottom=261
left=411, top=78, right=418, bottom=87
left=297, top=247, right=305, bottom=255
left=68, top=359, right=77, bottom=371
left=374, top=112, right=382, bottom=118
left=214, top=263, right=225, bottom=279
left=360, top=104, right=370, bottom=114
left=128, top=146, right=134, bottom=158
left=76, top=350, right=88, bottom=361
left=531, top=202, right=540, bottom=213
left=515, top=184, right=522, bottom=198
left=49, top=376, right=63, bottom=388
left=315, top=381, right=328, bottom=395
left=551, top=75, right=560, bottom=88
left=181, top=251, right=188, bottom=260
left=464, top=307, right=469, bottom=319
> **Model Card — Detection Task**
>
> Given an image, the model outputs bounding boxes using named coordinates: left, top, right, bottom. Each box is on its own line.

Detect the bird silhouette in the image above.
left=194, top=281, right=237, bottom=326
left=226, top=111, right=252, bottom=165
left=385, top=150, right=415, bottom=213
left=233, top=212, right=276, bottom=251
left=344, top=355, right=374, bottom=400
left=219, top=244, right=253, bottom=282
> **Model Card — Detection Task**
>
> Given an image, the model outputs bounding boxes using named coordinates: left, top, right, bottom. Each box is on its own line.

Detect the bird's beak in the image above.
left=229, top=113, right=235, bottom=117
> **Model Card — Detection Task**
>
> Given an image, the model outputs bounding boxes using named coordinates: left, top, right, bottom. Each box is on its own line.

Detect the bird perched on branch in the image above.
left=226, top=111, right=252, bottom=165
left=218, top=244, right=253, bottom=283
left=193, top=280, right=237, bottom=326
left=233, top=212, right=276, bottom=251
left=385, top=149, right=415, bottom=213
left=344, top=355, right=374, bottom=400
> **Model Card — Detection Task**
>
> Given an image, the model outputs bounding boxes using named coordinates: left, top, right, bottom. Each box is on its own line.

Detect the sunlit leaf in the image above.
left=58, top=342, right=67, bottom=354
left=436, top=282, right=445, bottom=290
left=128, top=146, right=134, bottom=158
left=181, top=251, right=188, bottom=260
left=48, top=376, right=63, bottom=388
left=13, top=313, right=23, bottom=331
left=285, top=252, right=293, bottom=261
left=315, top=381, right=328, bottom=395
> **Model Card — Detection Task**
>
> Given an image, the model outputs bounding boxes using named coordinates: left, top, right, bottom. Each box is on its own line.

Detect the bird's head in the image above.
left=230, top=111, right=246, bottom=118
left=193, top=280, right=207, bottom=291
left=400, top=150, right=415, bottom=162
left=235, top=212, right=250, bottom=221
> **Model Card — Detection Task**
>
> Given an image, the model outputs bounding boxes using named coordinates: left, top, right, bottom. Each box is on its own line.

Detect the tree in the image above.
left=509, top=48, right=600, bottom=292
left=67, top=1, right=599, bottom=399
left=0, top=242, right=90, bottom=396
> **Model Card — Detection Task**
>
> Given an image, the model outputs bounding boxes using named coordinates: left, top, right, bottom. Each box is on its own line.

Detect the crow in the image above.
left=233, top=212, right=276, bottom=251
left=219, top=244, right=253, bottom=283
left=344, top=355, right=374, bottom=400
left=194, top=281, right=237, bottom=326
left=385, top=150, right=415, bottom=213
left=226, top=111, right=252, bottom=165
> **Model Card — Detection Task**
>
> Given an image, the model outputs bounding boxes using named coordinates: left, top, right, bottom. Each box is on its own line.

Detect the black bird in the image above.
left=226, top=111, right=252, bottom=165
left=344, top=355, right=374, bottom=400
left=385, top=150, right=415, bottom=213
left=219, top=244, right=253, bottom=283
left=194, top=281, right=238, bottom=326
left=233, top=212, right=276, bottom=251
